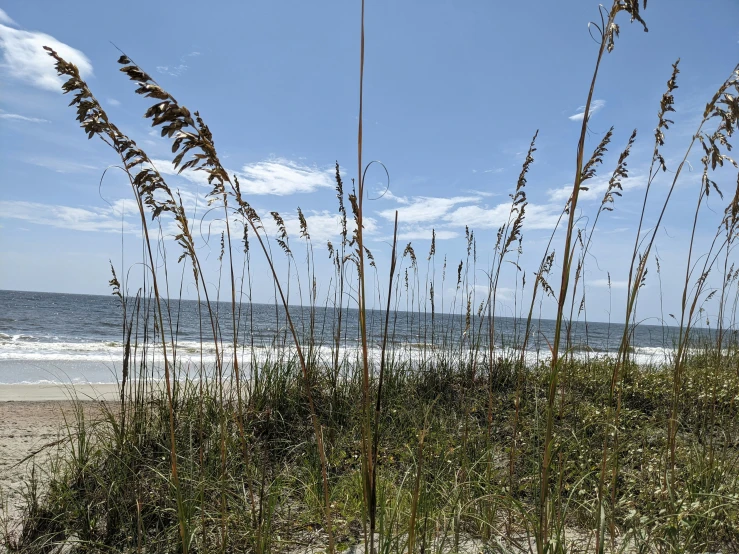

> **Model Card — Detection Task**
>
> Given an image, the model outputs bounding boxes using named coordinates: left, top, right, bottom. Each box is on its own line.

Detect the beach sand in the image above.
left=0, top=384, right=119, bottom=540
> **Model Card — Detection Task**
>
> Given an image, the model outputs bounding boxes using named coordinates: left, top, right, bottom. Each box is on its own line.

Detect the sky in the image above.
left=1, top=1, right=738, bottom=324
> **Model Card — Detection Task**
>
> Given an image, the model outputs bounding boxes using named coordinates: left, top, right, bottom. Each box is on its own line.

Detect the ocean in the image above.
left=0, top=289, right=692, bottom=385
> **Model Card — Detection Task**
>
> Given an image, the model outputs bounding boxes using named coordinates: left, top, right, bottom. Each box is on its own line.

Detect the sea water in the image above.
left=0, top=289, right=697, bottom=385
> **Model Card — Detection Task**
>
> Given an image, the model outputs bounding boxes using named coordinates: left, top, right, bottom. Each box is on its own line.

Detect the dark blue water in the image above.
left=0, top=289, right=694, bottom=384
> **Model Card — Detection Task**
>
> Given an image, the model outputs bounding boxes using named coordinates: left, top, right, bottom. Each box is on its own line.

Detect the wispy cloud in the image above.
left=444, top=202, right=562, bottom=231
left=0, top=112, right=50, bottom=123
left=149, top=158, right=217, bottom=186
left=0, top=19, right=92, bottom=91
left=0, top=9, right=17, bottom=27
left=463, top=189, right=497, bottom=198
left=151, top=157, right=335, bottom=196
left=589, top=278, right=627, bottom=289
left=0, top=200, right=139, bottom=233
left=107, top=98, right=121, bottom=107
left=569, top=99, right=606, bottom=121
left=156, top=51, right=201, bottom=77
left=260, top=210, right=378, bottom=244
left=547, top=174, right=645, bottom=204
left=378, top=195, right=479, bottom=224
left=397, top=228, right=459, bottom=241
left=378, top=194, right=563, bottom=232
left=468, top=283, right=518, bottom=302
left=0, top=197, right=379, bottom=253
left=26, top=156, right=99, bottom=173
left=156, top=64, right=189, bottom=77
left=239, top=159, right=335, bottom=195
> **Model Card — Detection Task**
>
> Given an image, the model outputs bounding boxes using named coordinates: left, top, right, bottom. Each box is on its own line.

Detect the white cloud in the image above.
left=378, top=195, right=479, bottom=224
left=107, top=98, right=121, bottom=107
left=185, top=208, right=378, bottom=247
left=273, top=211, right=377, bottom=243
left=522, top=204, right=566, bottom=230
left=443, top=203, right=562, bottom=231
left=375, top=189, right=408, bottom=203
left=156, top=64, right=188, bottom=77
left=569, top=99, right=606, bottom=121
left=0, top=112, right=50, bottom=123
left=155, top=52, right=201, bottom=78
left=0, top=9, right=17, bottom=27
left=469, top=283, right=518, bottom=302
left=0, top=196, right=371, bottom=246
left=463, top=189, right=497, bottom=198
left=547, top=174, right=645, bottom=204
left=442, top=203, right=512, bottom=228
left=0, top=200, right=139, bottom=233
left=397, top=228, right=459, bottom=241
left=589, top=278, right=628, bottom=289
left=26, top=156, right=98, bottom=173
left=377, top=193, right=564, bottom=235
left=0, top=21, right=92, bottom=91
left=150, top=158, right=335, bottom=196
left=238, top=159, right=335, bottom=196
left=149, top=158, right=211, bottom=186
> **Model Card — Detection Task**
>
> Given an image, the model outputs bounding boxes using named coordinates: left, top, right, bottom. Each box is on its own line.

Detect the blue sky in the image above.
left=1, top=1, right=738, bottom=324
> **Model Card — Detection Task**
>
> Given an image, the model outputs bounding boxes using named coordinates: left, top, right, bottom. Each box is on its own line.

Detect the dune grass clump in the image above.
left=3, top=0, right=739, bottom=552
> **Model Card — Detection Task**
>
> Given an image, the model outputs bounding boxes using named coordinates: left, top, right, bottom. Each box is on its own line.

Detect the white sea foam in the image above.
left=0, top=337, right=676, bottom=365
left=0, top=335, right=680, bottom=385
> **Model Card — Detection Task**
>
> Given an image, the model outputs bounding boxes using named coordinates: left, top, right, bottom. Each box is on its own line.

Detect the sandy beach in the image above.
left=0, top=383, right=120, bottom=403
left=0, top=384, right=119, bottom=537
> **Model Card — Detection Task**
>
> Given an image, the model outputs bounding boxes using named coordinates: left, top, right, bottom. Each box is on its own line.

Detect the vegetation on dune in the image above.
left=6, top=352, right=739, bottom=553
left=3, top=0, right=739, bottom=552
